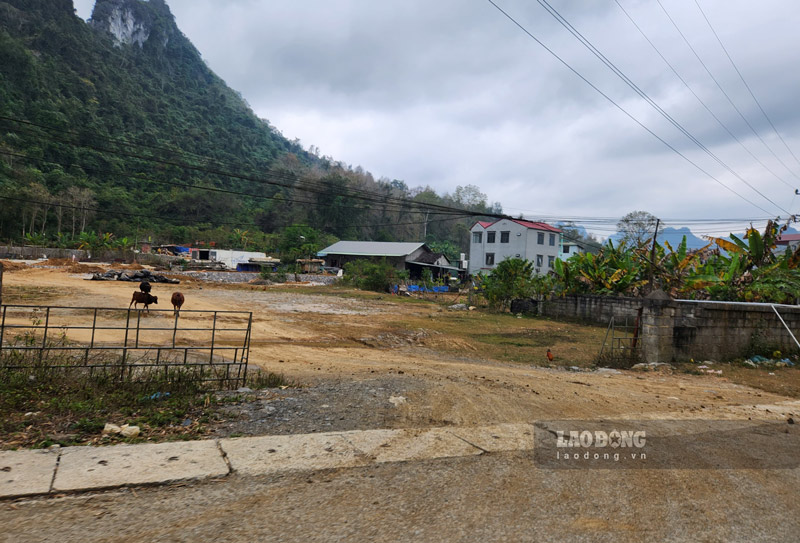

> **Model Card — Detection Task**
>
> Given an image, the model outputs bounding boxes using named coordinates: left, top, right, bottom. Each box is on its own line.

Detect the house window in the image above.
left=472, top=232, right=482, bottom=243
left=486, top=253, right=495, bottom=266
left=487, top=232, right=496, bottom=243
left=548, top=256, right=555, bottom=268
left=500, top=231, right=510, bottom=243
left=538, top=232, right=545, bottom=244
left=536, top=254, right=543, bottom=267
left=563, top=245, right=570, bottom=254
left=549, top=233, right=556, bottom=246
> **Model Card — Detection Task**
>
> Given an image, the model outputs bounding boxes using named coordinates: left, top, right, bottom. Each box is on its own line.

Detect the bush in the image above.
left=483, top=258, right=539, bottom=311
left=260, top=268, right=287, bottom=283
left=344, top=259, right=402, bottom=293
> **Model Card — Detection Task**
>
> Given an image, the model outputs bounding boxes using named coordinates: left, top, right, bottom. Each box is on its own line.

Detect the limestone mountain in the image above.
left=0, top=0, right=498, bottom=253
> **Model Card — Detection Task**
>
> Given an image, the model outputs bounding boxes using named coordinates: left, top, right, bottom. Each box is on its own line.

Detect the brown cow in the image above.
left=130, top=291, right=158, bottom=312
left=171, top=292, right=185, bottom=316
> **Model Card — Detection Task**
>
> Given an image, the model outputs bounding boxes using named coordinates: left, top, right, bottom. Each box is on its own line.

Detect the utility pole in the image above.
left=648, top=219, right=660, bottom=292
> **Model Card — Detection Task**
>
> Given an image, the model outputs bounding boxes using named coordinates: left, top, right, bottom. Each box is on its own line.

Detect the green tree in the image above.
left=616, top=211, right=659, bottom=248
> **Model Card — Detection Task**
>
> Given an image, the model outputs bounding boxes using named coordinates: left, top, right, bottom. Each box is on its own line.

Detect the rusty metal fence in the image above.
left=598, top=313, right=643, bottom=368
left=0, top=304, right=252, bottom=388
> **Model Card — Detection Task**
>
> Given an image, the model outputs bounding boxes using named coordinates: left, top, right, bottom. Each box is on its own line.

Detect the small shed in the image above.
left=318, top=241, right=458, bottom=279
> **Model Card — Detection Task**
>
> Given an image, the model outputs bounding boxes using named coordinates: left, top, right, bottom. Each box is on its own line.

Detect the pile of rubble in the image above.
left=88, top=269, right=179, bottom=284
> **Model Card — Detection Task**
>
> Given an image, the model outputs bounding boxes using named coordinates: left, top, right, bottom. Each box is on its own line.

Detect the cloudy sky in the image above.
left=73, top=0, right=800, bottom=237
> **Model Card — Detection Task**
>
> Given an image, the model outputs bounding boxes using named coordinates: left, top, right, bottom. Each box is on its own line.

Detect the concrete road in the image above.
left=4, top=451, right=798, bottom=543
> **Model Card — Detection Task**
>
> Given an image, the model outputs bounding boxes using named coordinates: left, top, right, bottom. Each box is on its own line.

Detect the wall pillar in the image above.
left=640, top=293, right=676, bottom=363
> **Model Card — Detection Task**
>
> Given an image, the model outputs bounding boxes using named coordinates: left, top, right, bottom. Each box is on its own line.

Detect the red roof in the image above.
left=472, top=221, right=494, bottom=229
left=777, top=234, right=800, bottom=244
left=472, top=219, right=561, bottom=232
left=511, top=219, right=561, bottom=233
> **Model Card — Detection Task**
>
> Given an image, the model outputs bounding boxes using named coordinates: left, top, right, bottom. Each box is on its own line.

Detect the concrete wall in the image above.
left=536, top=294, right=800, bottom=362
left=648, top=300, right=800, bottom=362
left=0, top=245, right=182, bottom=267
left=539, top=294, right=642, bottom=324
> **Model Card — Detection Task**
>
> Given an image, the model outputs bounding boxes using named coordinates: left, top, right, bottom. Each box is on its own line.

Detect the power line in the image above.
left=534, top=0, right=791, bottom=216
left=0, top=116, right=503, bottom=221
left=0, top=149, right=468, bottom=221
left=655, top=0, right=800, bottom=182
left=0, top=195, right=477, bottom=232
left=692, top=0, right=800, bottom=172
left=613, top=0, right=795, bottom=191
left=483, top=0, right=776, bottom=217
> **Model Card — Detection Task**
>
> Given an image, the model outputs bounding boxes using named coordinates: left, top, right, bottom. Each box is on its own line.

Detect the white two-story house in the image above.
left=468, top=219, right=561, bottom=275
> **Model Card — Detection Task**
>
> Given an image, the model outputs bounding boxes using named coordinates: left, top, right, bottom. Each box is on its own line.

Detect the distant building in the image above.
left=189, top=248, right=268, bottom=270
left=469, top=219, right=561, bottom=275
left=559, top=239, right=600, bottom=260
left=317, top=241, right=458, bottom=279
left=776, top=233, right=800, bottom=251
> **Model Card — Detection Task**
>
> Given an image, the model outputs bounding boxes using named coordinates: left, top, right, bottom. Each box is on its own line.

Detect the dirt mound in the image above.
left=33, top=257, right=75, bottom=267
left=0, top=260, right=28, bottom=272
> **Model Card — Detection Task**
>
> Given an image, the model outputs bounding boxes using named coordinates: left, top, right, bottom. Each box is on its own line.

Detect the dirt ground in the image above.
left=3, top=263, right=800, bottom=543
left=2, top=262, right=798, bottom=435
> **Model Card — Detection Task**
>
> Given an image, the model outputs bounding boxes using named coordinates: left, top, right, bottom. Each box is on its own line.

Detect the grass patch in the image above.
left=246, top=369, right=297, bottom=389
left=0, top=358, right=299, bottom=450
left=2, top=285, right=64, bottom=304
left=389, top=310, right=607, bottom=368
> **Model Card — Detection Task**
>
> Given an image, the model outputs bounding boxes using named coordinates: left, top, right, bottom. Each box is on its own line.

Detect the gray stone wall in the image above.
left=177, top=271, right=341, bottom=285
left=539, top=294, right=642, bottom=324
left=537, top=293, right=800, bottom=362
left=664, top=301, right=800, bottom=361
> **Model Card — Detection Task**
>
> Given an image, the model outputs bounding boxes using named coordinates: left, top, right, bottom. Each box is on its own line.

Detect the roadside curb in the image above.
left=0, top=424, right=533, bottom=500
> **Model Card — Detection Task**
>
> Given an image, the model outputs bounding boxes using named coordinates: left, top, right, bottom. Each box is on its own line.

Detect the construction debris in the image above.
left=89, top=269, right=179, bottom=284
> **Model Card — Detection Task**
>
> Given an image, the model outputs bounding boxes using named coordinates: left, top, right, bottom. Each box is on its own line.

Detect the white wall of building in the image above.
left=468, top=220, right=560, bottom=275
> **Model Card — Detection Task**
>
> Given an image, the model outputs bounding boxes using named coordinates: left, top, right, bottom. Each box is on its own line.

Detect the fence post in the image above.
left=39, top=307, right=51, bottom=364
left=209, top=311, right=218, bottom=363
left=0, top=261, right=3, bottom=308
left=240, top=312, right=252, bottom=387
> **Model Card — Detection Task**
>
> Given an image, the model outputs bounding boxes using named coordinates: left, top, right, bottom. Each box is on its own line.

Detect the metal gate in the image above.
left=598, top=312, right=643, bottom=367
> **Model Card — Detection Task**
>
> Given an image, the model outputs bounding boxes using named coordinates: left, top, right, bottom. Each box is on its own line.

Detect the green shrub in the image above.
left=344, top=259, right=402, bottom=293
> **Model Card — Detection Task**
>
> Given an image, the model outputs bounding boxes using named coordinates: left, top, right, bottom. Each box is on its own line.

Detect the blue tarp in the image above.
left=403, top=285, right=450, bottom=293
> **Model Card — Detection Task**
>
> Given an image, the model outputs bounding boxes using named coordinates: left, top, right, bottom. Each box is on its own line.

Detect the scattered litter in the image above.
left=102, top=423, right=121, bottom=435
left=237, top=387, right=253, bottom=393
left=120, top=424, right=140, bottom=438
left=103, top=423, right=140, bottom=437
left=148, top=392, right=170, bottom=400
left=388, top=396, right=407, bottom=407
left=181, top=418, right=193, bottom=427
left=448, top=304, right=468, bottom=311
left=744, top=356, right=794, bottom=368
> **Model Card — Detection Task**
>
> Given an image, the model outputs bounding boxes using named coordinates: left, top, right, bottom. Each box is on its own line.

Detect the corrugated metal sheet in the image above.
left=318, top=241, right=425, bottom=257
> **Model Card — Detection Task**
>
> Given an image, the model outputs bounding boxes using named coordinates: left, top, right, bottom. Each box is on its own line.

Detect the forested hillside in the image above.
left=0, top=0, right=500, bottom=260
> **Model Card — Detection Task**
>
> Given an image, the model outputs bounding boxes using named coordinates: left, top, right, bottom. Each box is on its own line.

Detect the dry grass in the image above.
left=388, top=310, right=607, bottom=367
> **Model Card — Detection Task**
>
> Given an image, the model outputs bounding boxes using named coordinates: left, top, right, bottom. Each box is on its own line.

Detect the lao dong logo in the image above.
left=555, top=429, right=647, bottom=462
